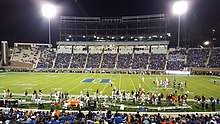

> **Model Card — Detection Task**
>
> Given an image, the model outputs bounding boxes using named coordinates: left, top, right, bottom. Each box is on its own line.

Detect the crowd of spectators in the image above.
left=132, top=53, right=149, bottom=69
left=37, top=48, right=56, bottom=69
left=148, top=54, right=166, bottom=70
left=117, top=54, right=132, bottom=69
left=208, top=48, right=220, bottom=68
left=54, top=53, right=72, bottom=68
left=1, top=108, right=220, bottom=124
left=9, top=46, right=220, bottom=70
left=187, top=48, right=209, bottom=67
left=166, top=49, right=186, bottom=70
left=86, top=53, right=102, bottom=68
left=101, top=54, right=117, bottom=68
left=70, top=54, right=87, bottom=68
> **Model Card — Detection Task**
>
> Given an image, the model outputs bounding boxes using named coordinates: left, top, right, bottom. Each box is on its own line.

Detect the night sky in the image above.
left=0, top=0, right=220, bottom=47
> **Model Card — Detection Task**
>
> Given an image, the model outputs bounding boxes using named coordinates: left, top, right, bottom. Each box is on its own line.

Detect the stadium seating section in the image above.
left=54, top=53, right=72, bottom=68
left=101, top=54, right=117, bottom=68
left=148, top=54, right=166, bottom=70
left=9, top=45, right=220, bottom=70
left=167, top=49, right=186, bottom=70
left=86, top=53, right=102, bottom=68
left=37, top=47, right=56, bottom=68
left=70, top=54, right=87, bottom=68
left=11, top=46, right=40, bottom=64
left=10, top=46, right=40, bottom=68
left=208, top=48, right=220, bottom=68
left=117, top=54, right=132, bottom=69
left=187, top=48, right=209, bottom=67
left=132, top=53, right=149, bottom=69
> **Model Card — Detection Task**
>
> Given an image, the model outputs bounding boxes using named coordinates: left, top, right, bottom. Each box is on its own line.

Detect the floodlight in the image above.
left=172, top=1, right=188, bottom=15
left=204, top=41, right=210, bottom=46
left=41, top=4, right=56, bottom=18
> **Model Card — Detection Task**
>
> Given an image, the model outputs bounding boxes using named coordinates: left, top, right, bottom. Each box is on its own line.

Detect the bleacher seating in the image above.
left=167, top=49, right=186, bottom=70
left=37, top=48, right=56, bottom=68
left=54, top=53, right=72, bottom=68
left=11, top=46, right=40, bottom=65
left=70, top=54, right=87, bottom=68
left=7, top=43, right=220, bottom=70
left=208, top=48, right=220, bottom=68
left=149, top=54, right=166, bottom=70
left=187, top=48, right=209, bottom=67
left=101, top=54, right=117, bottom=68
left=86, top=53, right=101, bottom=68
left=10, top=46, right=41, bottom=68
left=117, top=54, right=132, bottom=69
left=132, top=53, right=149, bottom=69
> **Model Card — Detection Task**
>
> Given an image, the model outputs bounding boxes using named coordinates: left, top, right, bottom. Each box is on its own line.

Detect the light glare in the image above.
left=41, top=4, right=56, bottom=18
left=204, top=41, right=210, bottom=46
left=172, top=1, right=188, bottom=15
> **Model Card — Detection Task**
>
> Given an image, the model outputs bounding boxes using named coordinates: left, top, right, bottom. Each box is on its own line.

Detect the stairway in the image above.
left=184, top=49, right=189, bottom=65
left=164, top=52, right=169, bottom=70
left=114, top=52, right=119, bottom=69
left=52, top=52, right=58, bottom=69
left=147, top=53, right=151, bottom=70
left=99, top=52, right=104, bottom=69
left=206, top=48, right=212, bottom=67
left=130, top=52, right=135, bottom=69
left=68, top=54, right=73, bottom=69
left=84, top=53, right=89, bottom=69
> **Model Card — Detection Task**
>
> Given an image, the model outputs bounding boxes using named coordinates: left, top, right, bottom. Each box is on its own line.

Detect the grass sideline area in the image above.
left=0, top=72, right=219, bottom=98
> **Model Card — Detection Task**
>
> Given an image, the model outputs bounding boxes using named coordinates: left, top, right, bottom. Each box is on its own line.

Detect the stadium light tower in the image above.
left=41, top=3, right=57, bottom=45
left=172, top=0, right=188, bottom=48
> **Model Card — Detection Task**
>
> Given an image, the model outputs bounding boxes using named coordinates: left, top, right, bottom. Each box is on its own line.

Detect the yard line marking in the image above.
left=119, top=74, right=122, bottom=89
left=136, top=74, right=150, bottom=91
left=41, top=74, right=73, bottom=92
left=67, top=74, right=92, bottom=93
left=101, top=74, right=114, bottom=94
left=129, top=75, right=136, bottom=91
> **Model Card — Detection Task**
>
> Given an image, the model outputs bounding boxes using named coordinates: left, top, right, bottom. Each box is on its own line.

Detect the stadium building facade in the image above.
left=59, top=14, right=167, bottom=42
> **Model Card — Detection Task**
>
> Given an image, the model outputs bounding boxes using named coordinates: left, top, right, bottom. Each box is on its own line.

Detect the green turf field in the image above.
left=0, top=72, right=220, bottom=98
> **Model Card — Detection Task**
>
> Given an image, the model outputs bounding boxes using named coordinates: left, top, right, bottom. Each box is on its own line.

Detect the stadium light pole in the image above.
left=172, top=0, right=188, bottom=48
left=41, top=3, right=57, bottom=46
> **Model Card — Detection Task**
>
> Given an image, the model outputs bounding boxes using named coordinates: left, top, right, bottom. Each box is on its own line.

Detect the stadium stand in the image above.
left=10, top=45, right=40, bottom=68
left=37, top=47, right=56, bottom=69
left=166, top=49, right=186, bottom=70
left=208, top=48, right=220, bottom=68
left=7, top=43, right=220, bottom=71
left=0, top=109, right=219, bottom=124
left=132, top=53, right=149, bottom=69
left=70, top=54, right=87, bottom=68
left=54, top=53, right=72, bottom=68
left=148, top=54, right=166, bottom=70
left=187, top=48, right=210, bottom=67
left=117, top=54, right=132, bottom=69
left=101, top=54, right=117, bottom=68
left=86, top=53, right=102, bottom=68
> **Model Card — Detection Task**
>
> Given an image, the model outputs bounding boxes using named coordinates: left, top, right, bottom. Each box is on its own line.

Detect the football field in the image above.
left=0, top=72, right=220, bottom=98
